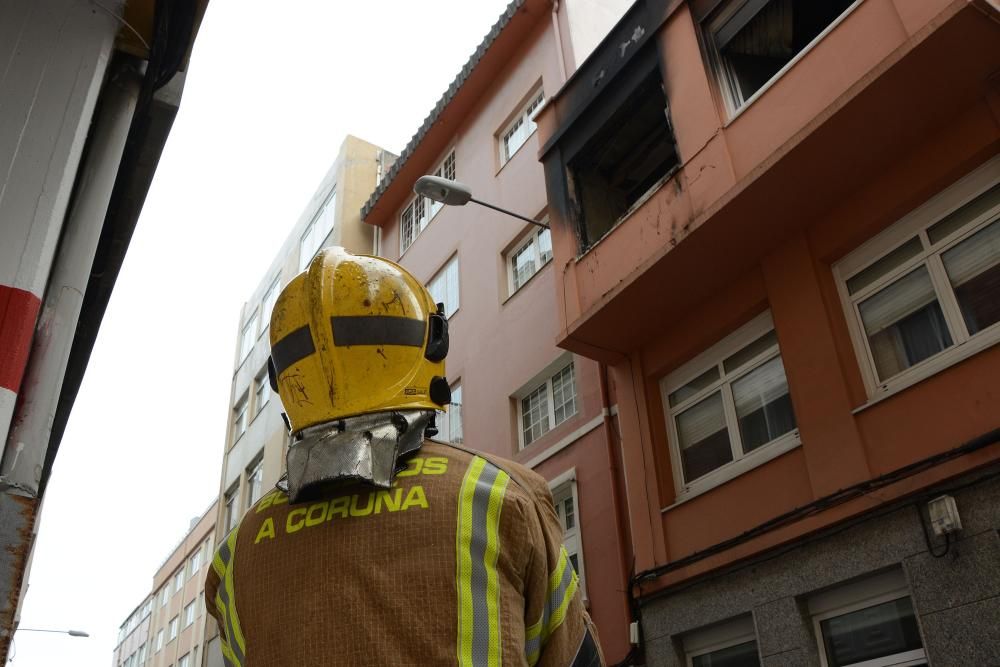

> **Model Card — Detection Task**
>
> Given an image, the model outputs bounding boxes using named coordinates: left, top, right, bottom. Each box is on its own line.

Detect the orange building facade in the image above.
left=536, top=0, right=1000, bottom=665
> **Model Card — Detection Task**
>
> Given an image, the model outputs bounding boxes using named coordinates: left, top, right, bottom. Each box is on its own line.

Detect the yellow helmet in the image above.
left=267, top=247, right=450, bottom=435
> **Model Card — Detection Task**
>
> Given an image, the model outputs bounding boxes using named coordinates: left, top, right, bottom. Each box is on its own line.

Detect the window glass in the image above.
left=676, top=392, right=732, bottom=482
left=519, top=362, right=577, bottom=447
left=731, top=356, right=796, bottom=453
left=691, top=640, right=760, bottom=667
left=940, top=219, right=1000, bottom=335
left=255, top=371, right=271, bottom=417
left=857, top=267, right=953, bottom=382
left=224, top=485, right=238, bottom=532
left=551, top=364, right=577, bottom=426
left=501, top=90, right=544, bottom=164
left=239, top=312, right=258, bottom=362
left=449, top=384, right=463, bottom=444
left=427, top=256, right=460, bottom=318
left=509, top=227, right=552, bottom=293
left=261, top=279, right=280, bottom=330
left=709, top=0, right=856, bottom=112
left=401, top=152, right=455, bottom=252
left=232, top=395, right=249, bottom=444
left=247, top=458, right=263, bottom=508
left=820, top=598, right=922, bottom=667
left=521, top=384, right=550, bottom=446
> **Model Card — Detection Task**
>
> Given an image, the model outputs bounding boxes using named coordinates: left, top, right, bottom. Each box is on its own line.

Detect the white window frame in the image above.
left=516, top=358, right=578, bottom=449
left=168, top=616, right=179, bottom=641
left=549, top=469, right=586, bottom=600
left=660, top=311, right=800, bottom=502
left=246, top=455, right=264, bottom=509
left=189, top=550, right=201, bottom=578
left=499, top=87, right=545, bottom=165
left=506, top=223, right=552, bottom=296
left=683, top=615, right=759, bottom=667
left=173, top=569, right=184, bottom=594
left=160, top=586, right=169, bottom=608
left=299, top=189, right=336, bottom=271
left=400, top=150, right=456, bottom=253
left=178, top=653, right=191, bottom=667
left=232, top=393, right=249, bottom=446
left=260, top=277, right=280, bottom=337
left=427, top=254, right=460, bottom=319
left=238, top=310, right=258, bottom=363
left=703, top=0, right=862, bottom=118
left=834, top=158, right=1000, bottom=403
left=809, top=570, right=925, bottom=667
left=253, top=368, right=271, bottom=419
left=437, top=381, right=463, bottom=444
left=224, top=483, right=239, bottom=532
left=184, top=601, right=196, bottom=628
left=155, top=629, right=164, bottom=652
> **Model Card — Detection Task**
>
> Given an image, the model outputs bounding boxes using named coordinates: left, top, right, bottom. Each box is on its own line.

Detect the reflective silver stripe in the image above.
left=524, top=547, right=579, bottom=666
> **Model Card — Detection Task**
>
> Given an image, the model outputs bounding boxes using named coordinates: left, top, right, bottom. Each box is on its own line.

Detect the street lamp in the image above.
left=414, top=175, right=550, bottom=230
left=15, top=628, right=89, bottom=637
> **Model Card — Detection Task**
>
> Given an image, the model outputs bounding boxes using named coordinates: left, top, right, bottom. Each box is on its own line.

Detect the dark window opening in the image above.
left=710, top=0, right=856, bottom=110
left=567, top=69, right=678, bottom=251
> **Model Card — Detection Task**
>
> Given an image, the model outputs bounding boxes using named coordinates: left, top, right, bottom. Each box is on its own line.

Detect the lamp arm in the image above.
left=469, top=198, right=549, bottom=229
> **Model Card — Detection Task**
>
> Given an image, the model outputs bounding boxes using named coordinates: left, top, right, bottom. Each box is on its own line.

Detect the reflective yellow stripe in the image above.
left=525, top=546, right=579, bottom=666
left=213, top=527, right=247, bottom=667
left=456, top=457, right=509, bottom=666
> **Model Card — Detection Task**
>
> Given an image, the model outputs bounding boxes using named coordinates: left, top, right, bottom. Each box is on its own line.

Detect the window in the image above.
left=238, top=311, right=258, bottom=363
left=299, top=189, right=336, bottom=270
left=174, top=569, right=184, bottom=593
left=189, top=550, right=201, bottom=577
left=184, top=601, right=196, bottom=627
left=500, top=88, right=545, bottom=165
left=178, top=654, right=191, bottom=667
left=836, top=164, right=1000, bottom=396
left=401, top=151, right=456, bottom=252
left=168, top=616, right=179, bottom=641
left=705, top=0, right=857, bottom=115
left=246, top=456, right=264, bottom=509
left=567, top=51, right=677, bottom=251
left=507, top=226, right=552, bottom=294
left=683, top=615, right=760, bottom=667
left=254, top=369, right=271, bottom=418
left=232, top=394, right=249, bottom=445
left=809, top=570, right=926, bottom=667
left=261, top=278, right=280, bottom=333
left=437, top=383, right=463, bottom=444
left=224, top=484, right=239, bottom=532
left=160, top=586, right=168, bottom=607
left=519, top=361, right=577, bottom=448
left=552, top=479, right=585, bottom=595
left=662, top=312, right=798, bottom=496
left=427, top=255, right=460, bottom=319
left=138, top=643, right=146, bottom=664
left=156, top=630, right=164, bottom=652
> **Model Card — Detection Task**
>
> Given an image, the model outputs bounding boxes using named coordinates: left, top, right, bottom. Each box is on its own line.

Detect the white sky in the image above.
left=12, top=1, right=512, bottom=664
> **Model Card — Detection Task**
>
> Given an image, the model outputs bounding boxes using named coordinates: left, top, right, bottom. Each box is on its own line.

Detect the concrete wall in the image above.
left=641, top=471, right=1000, bottom=667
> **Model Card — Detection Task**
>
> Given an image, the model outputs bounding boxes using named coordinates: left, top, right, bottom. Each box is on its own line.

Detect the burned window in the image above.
left=567, top=68, right=677, bottom=251
left=707, top=0, right=857, bottom=113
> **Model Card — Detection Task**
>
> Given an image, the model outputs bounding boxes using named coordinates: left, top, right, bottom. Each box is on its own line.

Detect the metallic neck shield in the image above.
left=279, top=410, right=434, bottom=502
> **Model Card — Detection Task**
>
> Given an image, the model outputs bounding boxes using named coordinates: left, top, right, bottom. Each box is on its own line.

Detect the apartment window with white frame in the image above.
left=232, top=393, right=249, bottom=445
left=168, top=616, right=179, bottom=640
left=189, top=550, right=201, bottom=578
left=260, top=278, right=280, bottom=333
left=156, top=629, right=164, bottom=652
left=160, top=586, right=168, bottom=607
left=437, top=382, right=463, bottom=444
left=507, top=225, right=552, bottom=294
left=682, top=615, right=761, bottom=667
left=254, top=368, right=271, bottom=418
left=662, top=311, right=798, bottom=496
left=299, top=189, right=336, bottom=271
left=178, top=653, right=191, bottom=667
left=174, top=569, right=184, bottom=593
left=519, top=361, right=577, bottom=448
left=184, top=601, right=196, bottom=627
left=704, top=0, right=858, bottom=116
left=224, top=484, right=238, bottom=532
left=835, top=161, right=1000, bottom=397
left=238, top=310, right=258, bottom=362
left=427, top=255, right=460, bottom=319
left=138, top=643, right=146, bottom=664
left=500, top=88, right=545, bottom=165
left=551, top=479, right=586, bottom=596
left=809, top=569, right=925, bottom=667
left=246, top=455, right=264, bottom=509
left=401, top=151, right=456, bottom=253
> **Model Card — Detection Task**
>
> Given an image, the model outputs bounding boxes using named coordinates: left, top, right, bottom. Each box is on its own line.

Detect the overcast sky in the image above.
left=12, top=1, right=512, bottom=664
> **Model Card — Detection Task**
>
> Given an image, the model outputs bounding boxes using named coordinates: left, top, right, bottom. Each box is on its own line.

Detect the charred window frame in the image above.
left=561, top=45, right=678, bottom=252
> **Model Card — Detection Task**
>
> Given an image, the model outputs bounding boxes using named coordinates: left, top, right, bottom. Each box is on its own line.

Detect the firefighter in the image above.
left=206, top=247, right=603, bottom=667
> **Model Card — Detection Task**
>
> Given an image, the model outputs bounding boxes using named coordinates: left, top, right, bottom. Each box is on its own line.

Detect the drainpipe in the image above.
left=551, top=1, right=569, bottom=84
left=598, top=363, right=634, bottom=652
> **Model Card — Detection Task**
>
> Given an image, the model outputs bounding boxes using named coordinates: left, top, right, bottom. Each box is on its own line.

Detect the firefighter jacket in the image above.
left=206, top=440, right=604, bottom=667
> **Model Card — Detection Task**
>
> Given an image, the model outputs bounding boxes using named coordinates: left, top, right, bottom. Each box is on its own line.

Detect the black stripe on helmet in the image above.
left=270, top=325, right=316, bottom=377
left=330, top=316, right=425, bottom=347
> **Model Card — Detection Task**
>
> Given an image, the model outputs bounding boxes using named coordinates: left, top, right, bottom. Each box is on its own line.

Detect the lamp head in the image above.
left=414, top=175, right=472, bottom=206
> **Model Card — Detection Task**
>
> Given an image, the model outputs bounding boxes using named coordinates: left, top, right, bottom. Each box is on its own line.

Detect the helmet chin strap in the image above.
left=278, top=410, right=436, bottom=503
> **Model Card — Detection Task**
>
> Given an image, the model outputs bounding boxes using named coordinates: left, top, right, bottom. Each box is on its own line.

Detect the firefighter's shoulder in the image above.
left=422, top=438, right=551, bottom=505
